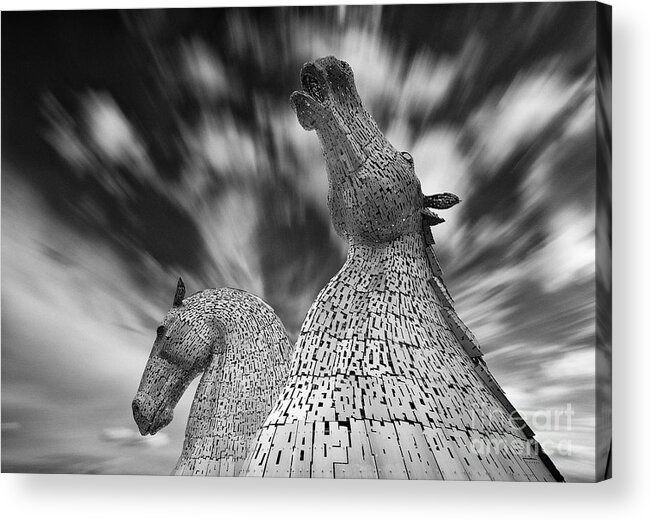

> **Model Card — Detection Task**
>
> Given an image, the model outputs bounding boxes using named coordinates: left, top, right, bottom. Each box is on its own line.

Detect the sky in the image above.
left=1, top=4, right=606, bottom=481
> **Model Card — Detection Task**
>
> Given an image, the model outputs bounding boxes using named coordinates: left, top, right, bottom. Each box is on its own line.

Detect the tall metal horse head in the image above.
left=290, top=56, right=458, bottom=245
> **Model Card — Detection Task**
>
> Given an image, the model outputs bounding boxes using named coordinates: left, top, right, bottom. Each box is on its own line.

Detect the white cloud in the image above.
left=469, top=63, right=586, bottom=168
left=543, top=348, right=596, bottom=382
left=1, top=422, right=22, bottom=432
left=181, top=38, right=230, bottom=100
left=532, top=206, right=595, bottom=293
left=83, top=93, right=153, bottom=175
left=101, top=427, right=170, bottom=448
left=179, top=110, right=271, bottom=197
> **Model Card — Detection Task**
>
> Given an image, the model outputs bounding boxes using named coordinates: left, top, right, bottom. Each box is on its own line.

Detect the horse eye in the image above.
left=156, top=325, right=165, bottom=338
left=401, top=151, right=414, bottom=164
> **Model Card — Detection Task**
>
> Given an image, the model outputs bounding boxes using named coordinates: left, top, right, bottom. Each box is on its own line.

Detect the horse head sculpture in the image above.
left=133, top=278, right=196, bottom=435
left=240, top=56, right=562, bottom=481
left=133, top=278, right=292, bottom=475
left=290, top=55, right=458, bottom=244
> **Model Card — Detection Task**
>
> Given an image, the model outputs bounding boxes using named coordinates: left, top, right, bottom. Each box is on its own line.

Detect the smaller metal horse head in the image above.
left=132, top=279, right=293, bottom=475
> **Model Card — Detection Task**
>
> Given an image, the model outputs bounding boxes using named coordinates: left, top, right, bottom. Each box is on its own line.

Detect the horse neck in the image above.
left=178, top=295, right=288, bottom=464
left=343, top=232, right=432, bottom=294
left=183, top=309, right=251, bottom=436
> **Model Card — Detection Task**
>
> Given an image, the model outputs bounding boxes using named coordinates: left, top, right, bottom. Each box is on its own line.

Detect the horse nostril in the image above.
left=132, top=399, right=146, bottom=422
left=132, top=398, right=151, bottom=435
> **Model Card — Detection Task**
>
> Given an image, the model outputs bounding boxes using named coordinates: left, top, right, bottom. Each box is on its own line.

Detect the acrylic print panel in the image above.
left=1, top=3, right=611, bottom=482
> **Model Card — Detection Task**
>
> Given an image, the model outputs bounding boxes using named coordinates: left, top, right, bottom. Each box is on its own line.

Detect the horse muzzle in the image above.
left=132, top=392, right=174, bottom=436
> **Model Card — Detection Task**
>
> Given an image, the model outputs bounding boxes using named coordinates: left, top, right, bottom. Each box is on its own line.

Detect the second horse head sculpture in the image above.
left=132, top=278, right=292, bottom=476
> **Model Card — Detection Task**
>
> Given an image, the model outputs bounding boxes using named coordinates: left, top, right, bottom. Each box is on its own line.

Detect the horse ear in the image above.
left=173, top=277, right=186, bottom=307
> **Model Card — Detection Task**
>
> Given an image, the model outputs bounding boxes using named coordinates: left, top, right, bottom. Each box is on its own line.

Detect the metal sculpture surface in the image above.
left=133, top=279, right=292, bottom=476
left=240, top=56, right=563, bottom=480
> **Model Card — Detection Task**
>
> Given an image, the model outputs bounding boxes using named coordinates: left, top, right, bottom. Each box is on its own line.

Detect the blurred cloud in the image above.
left=183, top=113, right=265, bottom=183
left=2, top=422, right=22, bottom=431
left=83, top=93, right=151, bottom=171
left=469, top=63, right=586, bottom=168
left=533, top=206, right=594, bottom=293
left=543, top=349, right=596, bottom=382
left=100, top=427, right=170, bottom=448
left=44, top=92, right=156, bottom=199
left=180, top=38, right=232, bottom=102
